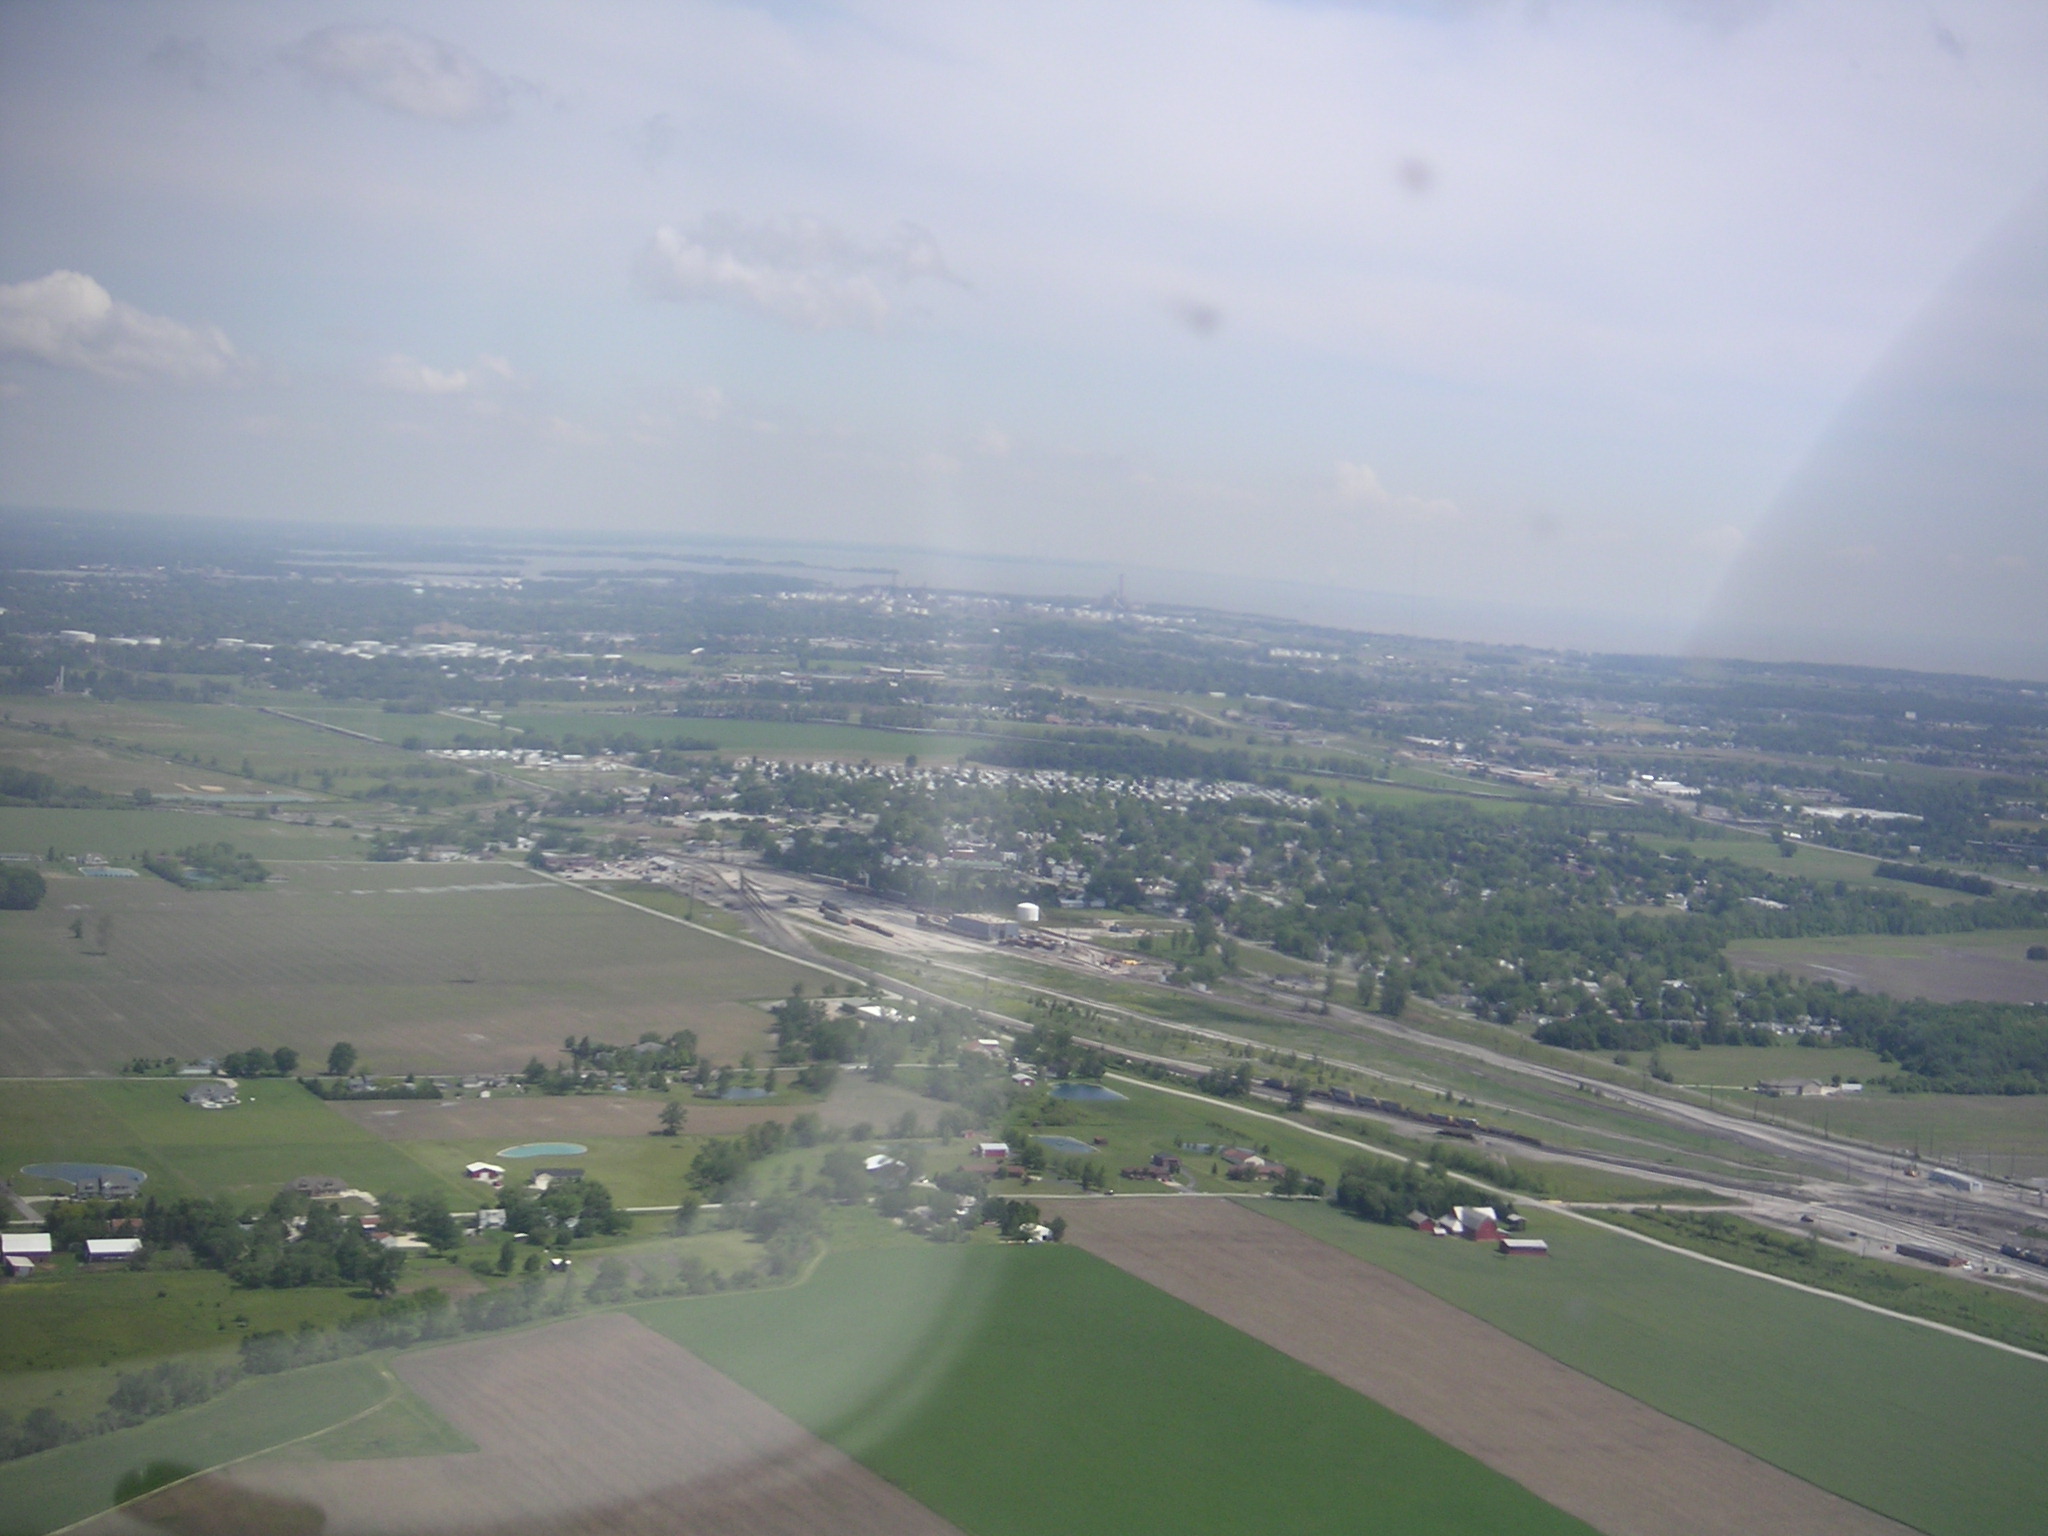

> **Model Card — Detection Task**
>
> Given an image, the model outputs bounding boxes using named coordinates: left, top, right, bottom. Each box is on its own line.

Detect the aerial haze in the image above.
left=4, top=1, right=2047, bottom=672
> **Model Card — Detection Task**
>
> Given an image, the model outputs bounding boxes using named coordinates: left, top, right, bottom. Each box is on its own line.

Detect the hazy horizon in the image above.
left=4, top=2, right=2046, bottom=677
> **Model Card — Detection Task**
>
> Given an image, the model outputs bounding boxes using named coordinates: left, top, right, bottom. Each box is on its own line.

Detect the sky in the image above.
left=2, top=1, right=2045, bottom=671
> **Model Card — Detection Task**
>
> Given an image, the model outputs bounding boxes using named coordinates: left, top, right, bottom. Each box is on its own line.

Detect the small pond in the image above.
left=1034, top=1135, right=1098, bottom=1155
left=720, top=1086, right=770, bottom=1100
left=1049, top=1082, right=1126, bottom=1102
left=22, top=1162, right=147, bottom=1189
left=496, top=1142, right=589, bottom=1159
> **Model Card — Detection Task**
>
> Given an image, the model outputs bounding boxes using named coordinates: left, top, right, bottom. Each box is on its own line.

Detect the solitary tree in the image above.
left=657, top=1100, right=686, bottom=1137
left=272, top=1046, right=299, bottom=1075
left=326, top=1041, right=358, bottom=1077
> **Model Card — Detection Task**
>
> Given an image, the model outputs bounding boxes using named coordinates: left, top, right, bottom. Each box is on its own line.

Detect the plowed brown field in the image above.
left=1060, top=1197, right=1913, bottom=1536
left=85, top=1313, right=960, bottom=1536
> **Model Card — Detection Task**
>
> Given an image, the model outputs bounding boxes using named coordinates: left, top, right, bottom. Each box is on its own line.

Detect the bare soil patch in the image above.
left=90, top=1313, right=961, bottom=1536
left=329, top=1095, right=795, bottom=1142
left=1728, top=934, right=2048, bottom=1006
left=1060, top=1198, right=1911, bottom=1536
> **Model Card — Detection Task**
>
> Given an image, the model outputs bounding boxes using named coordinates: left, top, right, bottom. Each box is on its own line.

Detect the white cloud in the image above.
left=543, top=415, right=605, bottom=447
left=1334, top=461, right=1459, bottom=523
left=375, top=353, right=519, bottom=395
left=637, top=215, right=951, bottom=331
left=285, top=26, right=511, bottom=124
left=0, top=270, right=246, bottom=384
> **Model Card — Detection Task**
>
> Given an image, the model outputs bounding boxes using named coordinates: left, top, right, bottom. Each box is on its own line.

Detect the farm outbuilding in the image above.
left=1, top=1234, right=53, bottom=1258
left=1497, top=1237, right=1549, bottom=1256
left=84, top=1237, right=143, bottom=1261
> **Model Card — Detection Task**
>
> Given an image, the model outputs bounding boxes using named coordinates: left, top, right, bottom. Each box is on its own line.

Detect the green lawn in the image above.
left=0, top=1079, right=463, bottom=1204
left=390, top=1131, right=699, bottom=1209
left=0, top=1356, right=393, bottom=1536
left=1255, top=1199, right=2048, bottom=1536
left=637, top=1242, right=1595, bottom=1536
left=0, top=1264, right=379, bottom=1380
left=1629, top=1042, right=1892, bottom=1088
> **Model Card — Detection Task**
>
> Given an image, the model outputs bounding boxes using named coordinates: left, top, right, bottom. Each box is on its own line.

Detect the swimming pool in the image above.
left=496, top=1142, right=589, bottom=1158
left=22, top=1162, right=147, bottom=1190
left=1049, top=1082, right=1126, bottom=1102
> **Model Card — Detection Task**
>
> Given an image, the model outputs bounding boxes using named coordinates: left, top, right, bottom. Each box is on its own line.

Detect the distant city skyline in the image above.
left=4, top=2, right=2046, bottom=676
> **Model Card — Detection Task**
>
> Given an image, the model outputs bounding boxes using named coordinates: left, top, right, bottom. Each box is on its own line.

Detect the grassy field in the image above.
left=0, top=1078, right=464, bottom=1203
left=637, top=1241, right=1596, bottom=1536
left=0, top=1356, right=394, bottom=1536
left=0, top=696, right=427, bottom=801
left=0, top=1262, right=382, bottom=1380
left=1624, top=1042, right=1893, bottom=1087
left=0, top=855, right=833, bottom=1077
left=1598, top=1205, right=2048, bottom=1354
left=0, top=805, right=357, bottom=862
left=1256, top=1199, right=2048, bottom=1536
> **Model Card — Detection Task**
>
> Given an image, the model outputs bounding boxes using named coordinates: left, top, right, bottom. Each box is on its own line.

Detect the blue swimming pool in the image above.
left=1049, top=1082, right=1126, bottom=1102
left=22, top=1162, right=147, bottom=1189
left=496, top=1142, right=589, bottom=1158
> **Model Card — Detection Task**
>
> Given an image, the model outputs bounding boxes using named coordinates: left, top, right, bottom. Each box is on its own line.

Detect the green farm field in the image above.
left=0, top=696, right=428, bottom=799
left=0, top=1078, right=464, bottom=1204
left=0, top=856, right=833, bottom=1076
left=639, top=1240, right=1596, bottom=1536
left=0, top=1356, right=394, bottom=1536
left=1256, top=1199, right=2048, bottom=1536
left=0, top=805, right=356, bottom=862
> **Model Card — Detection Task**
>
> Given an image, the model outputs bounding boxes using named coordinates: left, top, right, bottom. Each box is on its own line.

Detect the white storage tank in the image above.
left=1016, top=901, right=1041, bottom=925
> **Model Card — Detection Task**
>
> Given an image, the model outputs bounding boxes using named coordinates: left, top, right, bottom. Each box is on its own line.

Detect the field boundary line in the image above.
left=1107, top=1073, right=2048, bottom=1365
left=1545, top=1206, right=2048, bottom=1363
left=44, top=1362, right=406, bottom=1536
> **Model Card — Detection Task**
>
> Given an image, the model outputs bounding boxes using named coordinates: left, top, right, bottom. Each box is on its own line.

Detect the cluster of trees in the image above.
left=1329, top=1157, right=1467, bottom=1226
left=496, top=1176, right=629, bottom=1244
left=770, top=988, right=862, bottom=1064
left=1875, top=862, right=1997, bottom=897
left=687, top=1119, right=801, bottom=1197
left=0, top=862, right=44, bottom=909
left=1016, top=1021, right=1108, bottom=1080
left=49, top=1192, right=411, bottom=1294
left=978, top=1196, right=1066, bottom=1241
left=219, top=1046, right=297, bottom=1078
left=0, top=763, right=111, bottom=808
left=301, top=1076, right=441, bottom=1101
left=140, top=841, right=270, bottom=890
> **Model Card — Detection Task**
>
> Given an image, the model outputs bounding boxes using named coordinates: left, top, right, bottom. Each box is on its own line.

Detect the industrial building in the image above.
left=949, top=913, right=1021, bottom=941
